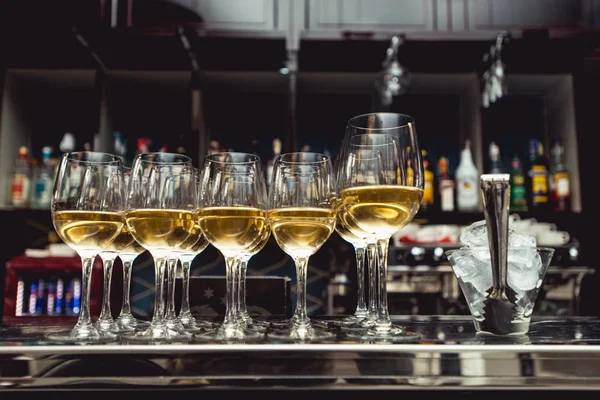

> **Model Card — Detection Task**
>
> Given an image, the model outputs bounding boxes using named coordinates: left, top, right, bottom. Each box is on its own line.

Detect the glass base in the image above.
left=94, top=318, right=122, bottom=335
left=239, top=314, right=270, bottom=333
left=331, top=314, right=368, bottom=327
left=342, top=324, right=421, bottom=343
left=179, top=316, right=219, bottom=332
left=121, top=322, right=192, bottom=343
left=115, top=314, right=150, bottom=331
left=267, top=323, right=338, bottom=343
left=46, top=323, right=117, bottom=344
left=194, top=323, right=266, bottom=343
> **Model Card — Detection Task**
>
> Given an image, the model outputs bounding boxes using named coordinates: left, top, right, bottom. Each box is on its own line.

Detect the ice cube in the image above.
left=448, top=249, right=493, bottom=293
left=460, top=220, right=538, bottom=249
left=507, top=252, right=543, bottom=291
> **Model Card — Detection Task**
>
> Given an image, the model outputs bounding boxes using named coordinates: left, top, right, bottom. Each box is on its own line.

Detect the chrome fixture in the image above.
left=376, top=34, right=411, bottom=107
left=481, top=31, right=510, bottom=108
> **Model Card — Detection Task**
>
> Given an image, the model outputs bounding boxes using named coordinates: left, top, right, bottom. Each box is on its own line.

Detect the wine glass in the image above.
left=197, top=152, right=269, bottom=342
left=337, top=112, right=424, bottom=342
left=266, top=152, right=338, bottom=342
left=49, top=151, right=125, bottom=343
left=122, top=152, right=196, bottom=342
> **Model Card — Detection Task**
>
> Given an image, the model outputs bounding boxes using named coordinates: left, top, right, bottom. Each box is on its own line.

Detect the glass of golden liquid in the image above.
left=49, top=151, right=126, bottom=343
left=196, top=152, right=270, bottom=343
left=337, top=113, right=424, bottom=343
left=266, top=152, right=338, bottom=342
left=121, top=152, right=196, bottom=343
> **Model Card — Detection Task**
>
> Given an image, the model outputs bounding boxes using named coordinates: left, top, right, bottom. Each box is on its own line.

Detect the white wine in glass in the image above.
left=197, top=152, right=269, bottom=342
left=267, top=152, right=338, bottom=342
left=337, top=113, right=424, bottom=342
left=122, top=153, right=196, bottom=343
left=49, top=151, right=125, bottom=343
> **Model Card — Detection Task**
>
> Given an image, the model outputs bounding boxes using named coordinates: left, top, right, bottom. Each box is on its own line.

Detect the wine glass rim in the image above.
left=347, top=112, right=415, bottom=132
left=205, top=152, right=261, bottom=164
left=135, top=151, right=192, bottom=164
left=64, top=151, right=123, bottom=165
left=276, top=152, right=331, bottom=164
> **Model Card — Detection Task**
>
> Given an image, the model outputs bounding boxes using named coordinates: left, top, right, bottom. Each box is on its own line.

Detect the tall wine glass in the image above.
left=198, top=152, right=269, bottom=342
left=267, top=152, right=337, bottom=342
left=337, top=112, right=424, bottom=342
left=122, top=152, right=196, bottom=342
left=49, top=151, right=125, bottom=343
left=114, top=167, right=149, bottom=331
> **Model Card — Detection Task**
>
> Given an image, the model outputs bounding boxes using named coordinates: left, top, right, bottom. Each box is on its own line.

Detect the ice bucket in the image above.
left=445, top=246, right=554, bottom=336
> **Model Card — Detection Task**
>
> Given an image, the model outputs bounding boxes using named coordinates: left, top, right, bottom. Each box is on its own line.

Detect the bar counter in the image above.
left=0, top=315, right=599, bottom=395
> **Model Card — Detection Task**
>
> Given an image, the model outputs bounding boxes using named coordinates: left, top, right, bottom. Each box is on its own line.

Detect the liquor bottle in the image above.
left=488, top=141, right=504, bottom=173
left=30, top=146, right=55, bottom=209
left=420, top=149, right=434, bottom=211
left=549, top=137, right=571, bottom=212
left=527, top=139, right=550, bottom=210
left=436, top=154, right=455, bottom=212
left=508, top=147, right=528, bottom=212
left=10, top=146, right=31, bottom=208
left=455, top=140, right=479, bottom=212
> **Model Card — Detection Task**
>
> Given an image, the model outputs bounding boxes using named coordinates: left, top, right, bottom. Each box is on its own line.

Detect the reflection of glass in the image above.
left=198, top=152, right=269, bottom=342
left=49, top=151, right=125, bottom=343
left=267, top=152, right=337, bottom=342
left=446, top=247, right=554, bottom=336
left=337, top=113, right=424, bottom=342
left=122, top=152, right=195, bottom=343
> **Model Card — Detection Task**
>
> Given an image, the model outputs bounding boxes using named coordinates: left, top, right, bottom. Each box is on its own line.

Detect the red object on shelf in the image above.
left=3, top=255, right=104, bottom=326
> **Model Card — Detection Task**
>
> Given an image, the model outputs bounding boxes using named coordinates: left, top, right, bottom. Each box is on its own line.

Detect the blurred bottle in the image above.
left=527, top=139, right=550, bottom=210
left=420, top=149, right=434, bottom=211
left=455, top=140, right=479, bottom=212
left=30, top=146, right=55, bottom=209
left=549, top=137, right=571, bottom=212
left=509, top=146, right=528, bottom=212
left=266, top=138, right=281, bottom=191
left=488, top=141, right=504, bottom=173
left=436, top=154, right=455, bottom=212
left=10, top=146, right=31, bottom=208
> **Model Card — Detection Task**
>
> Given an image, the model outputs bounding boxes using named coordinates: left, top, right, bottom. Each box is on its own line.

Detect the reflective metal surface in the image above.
left=1, top=315, right=600, bottom=391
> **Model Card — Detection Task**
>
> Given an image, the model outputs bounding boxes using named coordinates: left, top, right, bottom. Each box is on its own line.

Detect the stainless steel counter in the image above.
left=1, top=315, right=600, bottom=392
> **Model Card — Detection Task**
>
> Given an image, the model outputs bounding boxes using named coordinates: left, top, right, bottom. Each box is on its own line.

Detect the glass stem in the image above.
left=179, top=258, right=192, bottom=318
left=150, top=256, right=167, bottom=326
left=366, top=243, right=378, bottom=319
left=239, top=258, right=249, bottom=317
left=375, top=238, right=392, bottom=331
left=354, top=246, right=367, bottom=317
left=118, top=256, right=135, bottom=318
left=98, top=254, right=116, bottom=322
left=293, top=257, right=310, bottom=326
left=74, top=255, right=95, bottom=329
left=222, top=257, right=239, bottom=329
left=165, top=257, right=178, bottom=321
